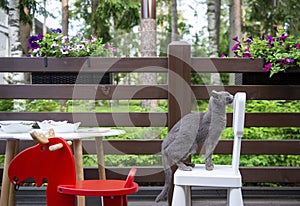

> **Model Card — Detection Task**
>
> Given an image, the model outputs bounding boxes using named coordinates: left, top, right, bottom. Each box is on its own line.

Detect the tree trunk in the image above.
left=229, top=0, right=242, bottom=85
left=8, top=0, right=22, bottom=57
left=61, top=0, right=70, bottom=113
left=241, top=0, right=246, bottom=35
left=62, top=0, right=69, bottom=35
left=207, top=0, right=221, bottom=85
left=20, top=6, right=31, bottom=84
left=170, top=0, right=178, bottom=41
left=20, top=6, right=30, bottom=55
left=215, top=0, right=221, bottom=47
left=91, top=0, right=99, bottom=35
left=229, top=0, right=241, bottom=57
left=8, top=0, right=25, bottom=116
left=43, top=0, right=47, bottom=35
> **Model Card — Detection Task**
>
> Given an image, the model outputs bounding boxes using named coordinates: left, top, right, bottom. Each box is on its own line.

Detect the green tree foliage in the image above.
left=0, top=0, right=52, bottom=25
left=0, top=0, right=8, bottom=10
left=25, top=100, right=60, bottom=112
left=244, top=0, right=300, bottom=36
left=71, top=0, right=140, bottom=43
left=0, top=100, right=13, bottom=111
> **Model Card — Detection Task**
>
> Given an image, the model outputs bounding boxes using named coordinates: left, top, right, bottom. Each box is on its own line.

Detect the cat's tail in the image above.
left=155, top=153, right=172, bottom=203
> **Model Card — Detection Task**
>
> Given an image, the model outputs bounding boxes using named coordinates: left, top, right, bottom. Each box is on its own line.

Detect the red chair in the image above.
left=8, top=137, right=138, bottom=206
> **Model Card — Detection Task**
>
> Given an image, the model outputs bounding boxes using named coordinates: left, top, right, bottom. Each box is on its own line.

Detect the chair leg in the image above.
left=227, top=188, right=244, bottom=206
left=184, top=186, right=191, bottom=206
left=172, top=185, right=191, bottom=206
left=103, top=195, right=127, bottom=206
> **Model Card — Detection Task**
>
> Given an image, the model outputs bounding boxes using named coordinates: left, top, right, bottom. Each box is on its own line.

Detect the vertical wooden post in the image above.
left=167, top=41, right=191, bottom=205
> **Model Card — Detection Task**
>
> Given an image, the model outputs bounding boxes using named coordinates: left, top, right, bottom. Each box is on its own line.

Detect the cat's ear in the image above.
left=211, top=90, right=219, bottom=98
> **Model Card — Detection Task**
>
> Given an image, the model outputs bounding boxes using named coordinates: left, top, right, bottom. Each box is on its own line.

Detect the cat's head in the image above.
left=211, top=90, right=234, bottom=105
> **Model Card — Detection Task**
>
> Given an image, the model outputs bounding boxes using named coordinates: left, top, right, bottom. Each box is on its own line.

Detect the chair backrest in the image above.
left=124, top=168, right=137, bottom=188
left=231, top=92, right=246, bottom=173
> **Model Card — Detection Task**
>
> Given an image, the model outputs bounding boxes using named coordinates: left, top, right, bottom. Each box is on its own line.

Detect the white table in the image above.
left=0, top=128, right=125, bottom=206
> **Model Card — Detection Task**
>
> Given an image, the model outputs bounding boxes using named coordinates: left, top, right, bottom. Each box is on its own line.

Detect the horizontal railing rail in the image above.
left=1, top=139, right=299, bottom=155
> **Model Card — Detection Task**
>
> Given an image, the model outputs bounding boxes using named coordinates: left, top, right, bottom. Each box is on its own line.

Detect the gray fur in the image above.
left=155, top=90, right=233, bottom=203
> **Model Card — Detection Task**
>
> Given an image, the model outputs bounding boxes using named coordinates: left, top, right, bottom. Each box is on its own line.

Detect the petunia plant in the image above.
left=231, top=27, right=300, bottom=77
left=27, top=28, right=116, bottom=58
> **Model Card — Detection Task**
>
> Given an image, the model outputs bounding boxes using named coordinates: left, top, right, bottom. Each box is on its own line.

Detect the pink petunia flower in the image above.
left=262, top=62, right=272, bottom=71
left=106, top=45, right=117, bottom=51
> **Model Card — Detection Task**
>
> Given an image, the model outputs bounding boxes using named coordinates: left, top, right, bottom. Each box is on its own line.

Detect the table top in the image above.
left=0, top=128, right=125, bottom=140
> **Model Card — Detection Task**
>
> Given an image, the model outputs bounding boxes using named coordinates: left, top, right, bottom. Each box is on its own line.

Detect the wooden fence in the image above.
left=0, top=41, right=299, bottom=185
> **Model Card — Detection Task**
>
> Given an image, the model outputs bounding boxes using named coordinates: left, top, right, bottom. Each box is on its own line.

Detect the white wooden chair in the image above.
left=171, top=92, right=246, bottom=206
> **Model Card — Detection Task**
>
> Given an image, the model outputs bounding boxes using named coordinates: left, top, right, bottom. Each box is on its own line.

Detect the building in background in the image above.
left=0, top=8, right=8, bottom=57
left=0, top=8, right=47, bottom=84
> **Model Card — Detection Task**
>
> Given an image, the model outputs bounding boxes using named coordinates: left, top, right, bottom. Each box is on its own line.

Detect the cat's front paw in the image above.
left=205, top=163, right=214, bottom=171
left=178, top=163, right=193, bottom=171
left=184, top=162, right=195, bottom=168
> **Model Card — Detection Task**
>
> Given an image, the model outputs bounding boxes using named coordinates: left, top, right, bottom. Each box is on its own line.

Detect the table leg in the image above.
left=95, top=137, right=106, bottom=180
left=0, top=139, right=18, bottom=206
left=73, top=139, right=85, bottom=206
left=8, top=140, right=19, bottom=206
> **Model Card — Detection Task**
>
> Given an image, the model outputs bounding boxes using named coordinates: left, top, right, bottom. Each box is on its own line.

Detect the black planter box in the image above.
left=32, top=72, right=111, bottom=84
left=242, top=72, right=300, bottom=85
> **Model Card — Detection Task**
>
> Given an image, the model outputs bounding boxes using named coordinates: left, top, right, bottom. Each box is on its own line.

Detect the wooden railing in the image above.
left=0, top=41, right=299, bottom=186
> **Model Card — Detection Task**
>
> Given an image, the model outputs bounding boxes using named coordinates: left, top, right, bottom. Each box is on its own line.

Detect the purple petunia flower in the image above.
left=37, top=33, right=43, bottom=40
left=60, top=46, right=69, bottom=54
left=28, top=34, right=42, bottom=50
left=91, top=36, right=97, bottom=43
left=244, top=38, right=252, bottom=43
left=106, top=45, right=117, bottom=51
left=243, top=48, right=252, bottom=58
left=220, top=54, right=228, bottom=58
left=232, top=36, right=239, bottom=42
left=285, top=58, right=294, bottom=64
left=262, top=62, right=272, bottom=71
left=51, top=42, right=59, bottom=48
left=285, top=45, right=290, bottom=51
left=77, top=45, right=85, bottom=50
left=268, top=43, right=274, bottom=48
left=278, top=58, right=294, bottom=65
left=28, top=42, right=40, bottom=50
left=293, top=44, right=300, bottom=49
left=266, top=35, right=273, bottom=41
left=52, top=28, right=62, bottom=33
left=231, top=42, right=241, bottom=51
left=61, top=36, right=69, bottom=44
left=28, top=35, right=39, bottom=43
left=279, top=35, right=287, bottom=41
left=243, top=53, right=252, bottom=58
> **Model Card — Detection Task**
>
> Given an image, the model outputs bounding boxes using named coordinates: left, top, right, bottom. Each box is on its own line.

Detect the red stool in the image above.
left=8, top=137, right=138, bottom=206
left=58, top=169, right=138, bottom=206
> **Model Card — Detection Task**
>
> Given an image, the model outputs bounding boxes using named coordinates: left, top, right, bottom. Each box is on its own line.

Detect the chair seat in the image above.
left=58, top=180, right=139, bottom=196
left=174, top=164, right=242, bottom=188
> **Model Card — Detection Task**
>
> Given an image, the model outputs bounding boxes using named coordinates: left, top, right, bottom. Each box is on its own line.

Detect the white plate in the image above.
left=77, top=128, right=111, bottom=133
left=0, top=121, right=35, bottom=133
left=37, top=120, right=81, bottom=133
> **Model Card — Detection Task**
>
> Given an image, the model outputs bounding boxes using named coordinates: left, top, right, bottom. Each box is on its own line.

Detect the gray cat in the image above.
left=155, top=90, right=234, bottom=203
